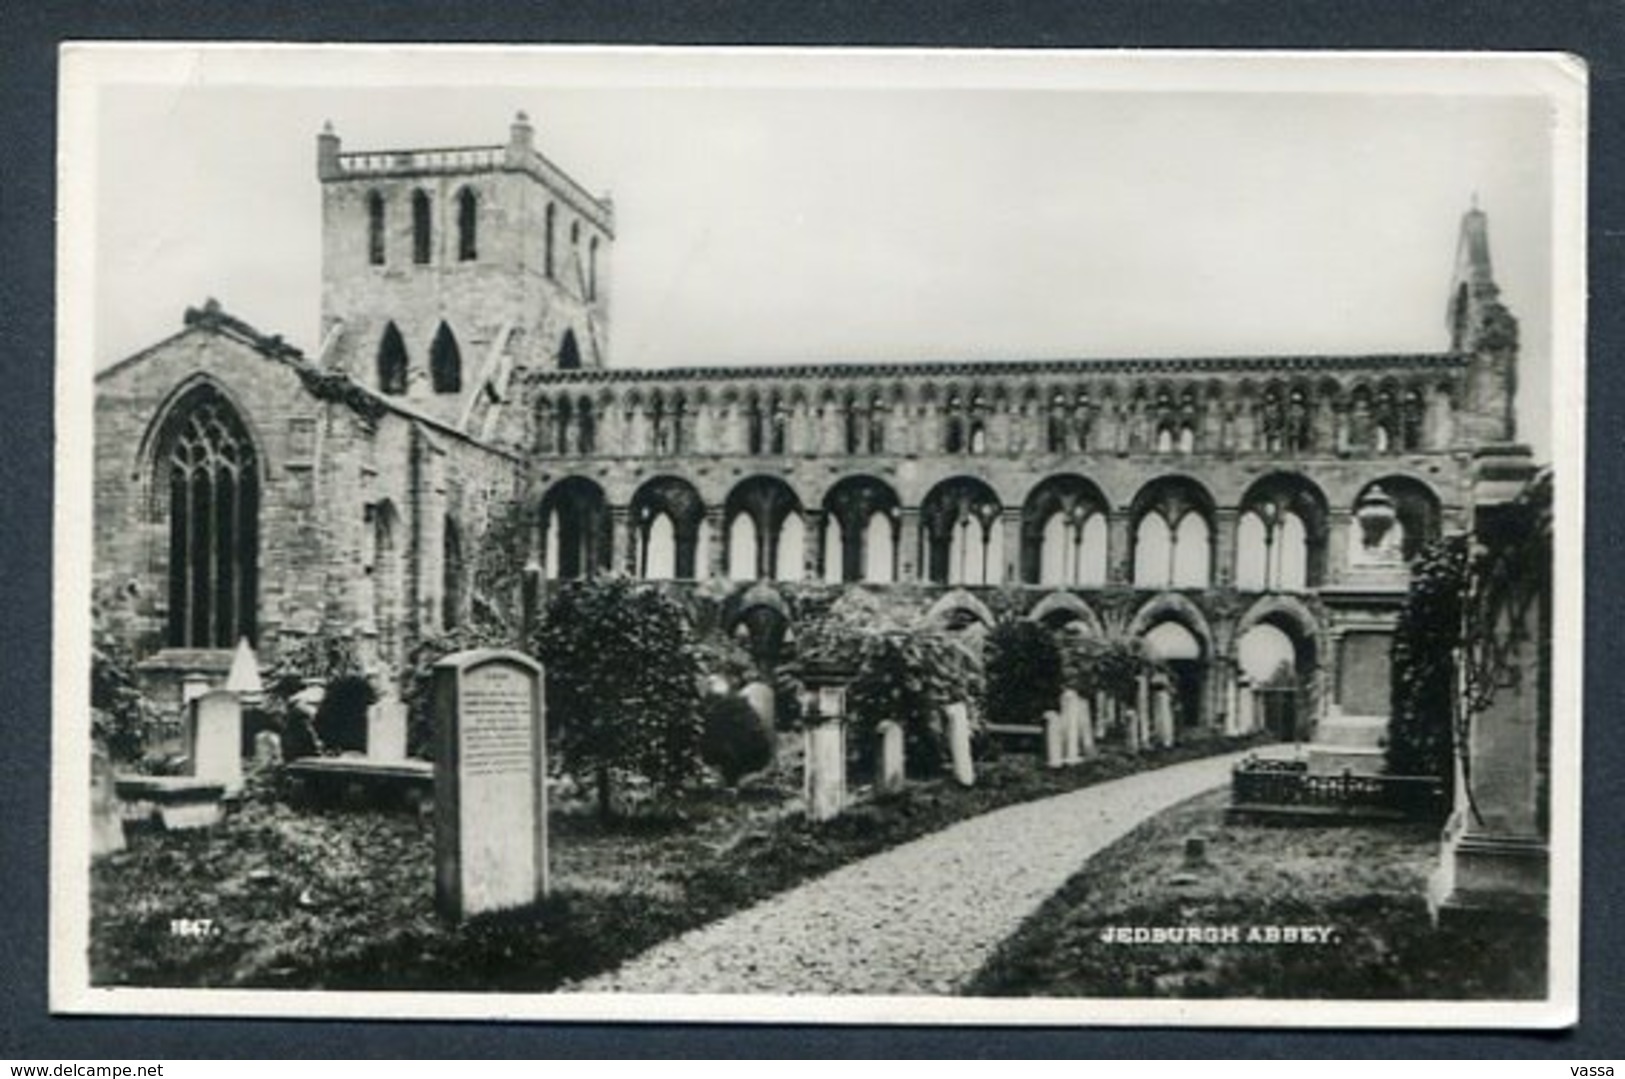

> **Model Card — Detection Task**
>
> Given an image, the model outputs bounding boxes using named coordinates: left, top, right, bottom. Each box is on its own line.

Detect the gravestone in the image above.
left=1124, top=707, right=1142, bottom=753
left=1153, top=679, right=1176, bottom=748
left=1065, top=689, right=1096, bottom=760
left=804, top=719, right=846, bottom=821
left=433, top=649, right=548, bottom=921
left=946, top=702, right=975, bottom=786
left=876, top=720, right=905, bottom=795
left=1043, top=710, right=1065, bottom=769
left=741, top=681, right=776, bottom=732
left=91, top=743, right=124, bottom=856
left=1235, top=677, right=1254, bottom=737
left=189, top=690, right=243, bottom=794
left=253, top=730, right=283, bottom=769
left=368, top=695, right=409, bottom=761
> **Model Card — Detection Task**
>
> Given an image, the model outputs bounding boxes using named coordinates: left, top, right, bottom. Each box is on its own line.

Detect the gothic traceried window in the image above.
left=159, top=384, right=260, bottom=649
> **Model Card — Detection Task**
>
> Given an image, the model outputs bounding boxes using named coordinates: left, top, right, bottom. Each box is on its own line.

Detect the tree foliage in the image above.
left=1387, top=534, right=1466, bottom=790
left=92, top=605, right=151, bottom=763
left=1059, top=631, right=1151, bottom=705
left=533, top=578, right=705, bottom=816
left=983, top=620, right=1063, bottom=727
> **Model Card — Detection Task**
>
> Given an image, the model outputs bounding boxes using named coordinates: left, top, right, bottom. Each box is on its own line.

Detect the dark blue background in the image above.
left=3, top=1, right=1620, bottom=1058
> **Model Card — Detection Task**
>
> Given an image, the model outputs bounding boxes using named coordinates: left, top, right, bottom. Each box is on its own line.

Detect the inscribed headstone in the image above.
left=433, top=650, right=548, bottom=921
left=946, top=702, right=975, bottom=786
left=189, top=689, right=243, bottom=794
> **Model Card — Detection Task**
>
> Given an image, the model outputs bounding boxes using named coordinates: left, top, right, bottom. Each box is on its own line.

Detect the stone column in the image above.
left=610, top=507, right=632, bottom=577
left=1136, top=672, right=1152, bottom=749
left=704, top=508, right=726, bottom=580
left=804, top=720, right=847, bottom=822
left=1326, top=511, right=1354, bottom=586
left=999, top=508, right=1022, bottom=585
left=1431, top=446, right=1548, bottom=926
left=802, top=508, right=824, bottom=581
left=1076, top=691, right=1096, bottom=758
left=1107, top=509, right=1134, bottom=586
left=898, top=508, right=922, bottom=583
left=1213, top=508, right=1239, bottom=590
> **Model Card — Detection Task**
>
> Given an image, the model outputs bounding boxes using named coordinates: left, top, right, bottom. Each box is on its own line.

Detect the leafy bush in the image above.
left=533, top=578, right=705, bottom=817
left=314, top=673, right=377, bottom=754
left=983, top=620, right=1063, bottom=728
left=402, top=622, right=517, bottom=759
left=1388, top=535, right=1466, bottom=794
left=92, top=608, right=151, bottom=763
left=699, top=694, right=775, bottom=787
left=847, top=627, right=983, bottom=775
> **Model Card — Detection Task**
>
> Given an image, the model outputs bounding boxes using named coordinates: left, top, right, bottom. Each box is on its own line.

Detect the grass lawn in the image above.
left=966, top=788, right=1546, bottom=1000
left=90, top=733, right=1261, bottom=991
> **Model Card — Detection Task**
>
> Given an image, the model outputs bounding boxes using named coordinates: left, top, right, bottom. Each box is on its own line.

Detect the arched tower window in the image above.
left=559, top=329, right=582, bottom=371
left=430, top=322, right=462, bottom=394
left=411, top=190, right=432, bottom=265
left=589, top=236, right=600, bottom=301
left=456, top=187, right=478, bottom=262
left=366, top=191, right=386, bottom=265
left=157, top=384, right=260, bottom=649
left=377, top=322, right=409, bottom=396
left=544, top=202, right=556, bottom=280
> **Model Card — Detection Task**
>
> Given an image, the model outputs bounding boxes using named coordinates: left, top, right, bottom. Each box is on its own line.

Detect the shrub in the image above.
left=533, top=578, right=705, bottom=818
left=700, top=694, right=775, bottom=787
left=314, top=672, right=377, bottom=754
left=983, top=620, right=1063, bottom=728
left=92, top=609, right=151, bottom=763
left=846, top=626, right=983, bottom=775
left=402, top=622, right=517, bottom=759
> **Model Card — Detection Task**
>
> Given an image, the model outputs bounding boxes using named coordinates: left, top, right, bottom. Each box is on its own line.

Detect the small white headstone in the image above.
left=368, top=697, right=409, bottom=761
left=1154, top=683, right=1177, bottom=748
left=1236, top=678, right=1255, bottom=736
left=91, top=744, right=124, bottom=857
left=741, top=681, right=776, bottom=732
left=1066, top=689, right=1095, bottom=760
left=804, top=720, right=846, bottom=821
left=946, top=702, right=975, bottom=786
left=876, top=720, right=905, bottom=794
left=434, top=650, right=548, bottom=921
left=189, top=690, right=243, bottom=794
left=253, top=730, right=283, bottom=768
left=1043, top=710, right=1065, bottom=769
left=1125, top=706, right=1142, bottom=753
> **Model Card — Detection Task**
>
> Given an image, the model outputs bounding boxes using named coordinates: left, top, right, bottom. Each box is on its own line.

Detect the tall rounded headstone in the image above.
left=433, top=649, right=548, bottom=921
left=946, top=702, right=975, bottom=786
left=876, top=719, right=905, bottom=795
left=189, top=689, right=243, bottom=795
left=1043, top=710, right=1065, bottom=769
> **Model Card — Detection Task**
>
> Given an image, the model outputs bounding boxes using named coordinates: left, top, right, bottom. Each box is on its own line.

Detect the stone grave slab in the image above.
left=433, top=649, right=548, bottom=921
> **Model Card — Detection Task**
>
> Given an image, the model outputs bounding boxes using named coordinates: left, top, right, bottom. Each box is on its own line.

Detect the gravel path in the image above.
left=573, top=750, right=1249, bottom=995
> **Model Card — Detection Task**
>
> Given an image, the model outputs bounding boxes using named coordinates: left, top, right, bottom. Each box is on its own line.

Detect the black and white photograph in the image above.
left=52, top=45, right=1584, bottom=1027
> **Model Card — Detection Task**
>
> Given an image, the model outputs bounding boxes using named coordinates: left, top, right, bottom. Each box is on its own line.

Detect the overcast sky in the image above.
left=77, top=48, right=1574, bottom=455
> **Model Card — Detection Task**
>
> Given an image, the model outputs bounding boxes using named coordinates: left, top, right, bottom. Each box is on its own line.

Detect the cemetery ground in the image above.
left=967, top=787, right=1546, bottom=1001
left=90, top=733, right=1263, bottom=992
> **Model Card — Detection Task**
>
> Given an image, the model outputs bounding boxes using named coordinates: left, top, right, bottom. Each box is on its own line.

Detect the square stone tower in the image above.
left=316, top=113, right=613, bottom=443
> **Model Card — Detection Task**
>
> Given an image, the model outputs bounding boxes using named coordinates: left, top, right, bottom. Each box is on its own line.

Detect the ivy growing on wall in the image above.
left=1386, top=534, right=1466, bottom=793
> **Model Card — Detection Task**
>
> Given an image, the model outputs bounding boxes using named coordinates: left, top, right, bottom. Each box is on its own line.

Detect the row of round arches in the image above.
left=538, top=470, right=1442, bottom=589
